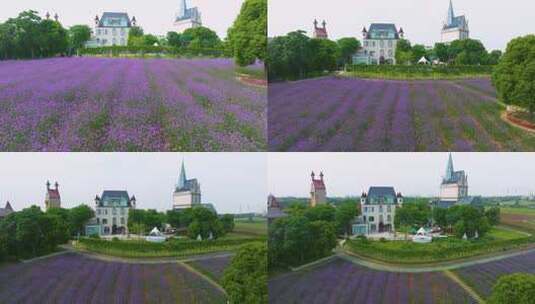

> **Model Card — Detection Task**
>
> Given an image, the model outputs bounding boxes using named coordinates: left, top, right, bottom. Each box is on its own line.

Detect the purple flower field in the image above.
left=188, top=255, right=233, bottom=282
left=454, top=250, right=535, bottom=299
left=268, top=257, right=475, bottom=304
left=268, top=76, right=535, bottom=152
left=0, top=253, right=226, bottom=304
left=0, top=57, right=266, bottom=151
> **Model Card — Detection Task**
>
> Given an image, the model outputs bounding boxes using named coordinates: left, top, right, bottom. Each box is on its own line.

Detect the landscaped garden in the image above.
left=268, top=76, right=535, bottom=152
left=269, top=257, right=476, bottom=304
left=346, top=227, right=532, bottom=264
left=74, top=235, right=264, bottom=258
left=0, top=252, right=227, bottom=303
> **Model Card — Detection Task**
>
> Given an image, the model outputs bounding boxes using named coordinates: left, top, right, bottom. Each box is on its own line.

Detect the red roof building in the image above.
left=310, top=171, right=327, bottom=207
left=313, top=19, right=328, bottom=39
left=45, top=180, right=61, bottom=210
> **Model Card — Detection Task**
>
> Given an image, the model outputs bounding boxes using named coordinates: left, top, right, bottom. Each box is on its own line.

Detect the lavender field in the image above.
left=269, top=257, right=475, bottom=304
left=454, top=250, right=535, bottom=299
left=0, top=253, right=226, bottom=304
left=269, top=77, right=535, bottom=152
left=188, top=255, right=233, bottom=282
left=0, top=57, right=266, bottom=151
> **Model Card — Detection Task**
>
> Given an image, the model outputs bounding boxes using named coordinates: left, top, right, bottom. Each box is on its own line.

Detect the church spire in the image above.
left=179, top=0, right=187, bottom=17
left=447, top=0, right=455, bottom=26
left=445, top=153, right=454, bottom=181
left=178, top=160, right=187, bottom=189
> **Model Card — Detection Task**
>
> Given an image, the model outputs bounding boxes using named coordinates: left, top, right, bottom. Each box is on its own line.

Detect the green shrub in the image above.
left=489, top=273, right=535, bottom=304
left=345, top=64, right=494, bottom=80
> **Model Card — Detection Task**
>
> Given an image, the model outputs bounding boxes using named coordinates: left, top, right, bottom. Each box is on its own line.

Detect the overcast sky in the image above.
left=0, top=153, right=267, bottom=214
left=0, top=0, right=243, bottom=38
left=268, top=153, right=535, bottom=198
left=269, top=0, right=533, bottom=51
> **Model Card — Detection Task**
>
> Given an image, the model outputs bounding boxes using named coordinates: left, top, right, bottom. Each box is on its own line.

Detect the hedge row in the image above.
left=79, top=46, right=225, bottom=57
left=347, top=236, right=533, bottom=264
left=346, top=64, right=494, bottom=75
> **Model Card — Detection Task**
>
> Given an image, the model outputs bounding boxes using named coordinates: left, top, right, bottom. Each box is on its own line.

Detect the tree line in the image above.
left=268, top=202, right=358, bottom=268
left=127, top=207, right=235, bottom=240
left=0, top=205, right=94, bottom=262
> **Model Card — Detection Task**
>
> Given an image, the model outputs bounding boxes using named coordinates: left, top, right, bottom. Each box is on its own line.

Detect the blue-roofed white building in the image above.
left=86, top=12, right=137, bottom=47
left=174, top=0, right=202, bottom=33
left=94, top=190, right=136, bottom=235
left=441, top=0, right=469, bottom=43
left=173, top=161, right=202, bottom=210
left=358, top=186, right=403, bottom=234
left=353, top=23, right=404, bottom=65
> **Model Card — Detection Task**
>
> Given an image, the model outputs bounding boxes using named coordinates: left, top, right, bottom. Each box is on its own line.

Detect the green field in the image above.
left=234, top=218, right=267, bottom=236
left=346, top=227, right=532, bottom=265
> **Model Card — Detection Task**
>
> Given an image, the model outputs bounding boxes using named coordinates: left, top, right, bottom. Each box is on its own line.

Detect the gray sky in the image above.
left=269, top=0, right=533, bottom=51
left=0, top=0, right=244, bottom=38
left=0, top=153, right=267, bottom=214
left=268, top=153, right=535, bottom=198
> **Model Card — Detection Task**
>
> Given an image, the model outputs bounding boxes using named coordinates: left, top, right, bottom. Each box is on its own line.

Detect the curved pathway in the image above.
left=336, top=245, right=535, bottom=273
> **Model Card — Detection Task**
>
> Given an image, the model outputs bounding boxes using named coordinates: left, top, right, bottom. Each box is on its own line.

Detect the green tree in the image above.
left=166, top=31, right=182, bottom=48
left=187, top=207, right=224, bottom=239
left=434, top=43, right=450, bottom=63
left=488, top=50, right=503, bottom=65
left=493, top=35, right=535, bottom=116
left=304, top=204, right=335, bottom=222
left=227, top=0, right=267, bottom=66
left=221, top=214, right=235, bottom=233
left=411, top=44, right=427, bottom=64
left=395, top=39, right=412, bottom=65
left=489, top=273, right=535, bottom=304
left=336, top=37, right=361, bottom=66
left=222, top=242, right=267, bottom=304
left=335, top=202, right=358, bottom=235
left=308, top=38, right=339, bottom=72
left=485, top=207, right=501, bottom=226
left=68, top=24, right=91, bottom=55
left=395, top=201, right=430, bottom=228
left=432, top=207, right=448, bottom=228
left=127, top=26, right=144, bottom=46
left=449, top=39, right=489, bottom=65
left=166, top=210, right=182, bottom=228
left=68, top=205, right=94, bottom=236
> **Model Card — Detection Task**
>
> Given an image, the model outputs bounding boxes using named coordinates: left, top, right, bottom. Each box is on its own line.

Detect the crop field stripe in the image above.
left=444, top=270, right=485, bottom=303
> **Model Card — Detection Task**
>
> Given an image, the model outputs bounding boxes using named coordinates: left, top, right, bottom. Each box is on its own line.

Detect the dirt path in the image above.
left=444, top=270, right=486, bottom=304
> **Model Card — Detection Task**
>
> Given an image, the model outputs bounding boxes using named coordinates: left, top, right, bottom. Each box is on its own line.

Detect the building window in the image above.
left=121, top=28, right=125, bottom=36
left=388, top=50, right=393, bottom=57
left=371, top=207, right=374, bottom=212
left=112, top=28, right=117, bottom=36
left=104, top=209, right=108, bottom=215
left=96, top=218, right=100, bottom=224
left=97, top=209, right=101, bottom=215
left=387, top=215, right=392, bottom=222
left=380, top=40, right=384, bottom=47
left=372, top=41, right=376, bottom=47
left=97, top=29, right=101, bottom=35
left=388, top=40, right=393, bottom=47
left=380, top=49, right=385, bottom=56
left=112, top=208, right=117, bottom=215
left=121, top=217, right=125, bottom=225
left=102, top=219, right=108, bottom=224
left=104, top=29, right=108, bottom=35
left=112, top=38, right=116, bottom=45
left=387, top=205, right=391, bottom=212
left=113, top=218, right=117, bottom=225
left=369, top=216, right=375, bottom=222
left=379, top=206, right=383, bottom=212
left=364, top=41, right=369, bottom=47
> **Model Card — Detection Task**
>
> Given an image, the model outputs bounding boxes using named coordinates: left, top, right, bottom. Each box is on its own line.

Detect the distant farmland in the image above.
left=0, top=253, right=226, bottom=303
left=268, top=77, right=535, bottom=152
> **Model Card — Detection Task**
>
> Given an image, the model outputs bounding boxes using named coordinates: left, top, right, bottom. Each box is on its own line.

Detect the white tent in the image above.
left=418, top=56, right=430, bottom=65
left=149, top=227, right=162, bottom=236
left=416, top=227, right=427, bottom=235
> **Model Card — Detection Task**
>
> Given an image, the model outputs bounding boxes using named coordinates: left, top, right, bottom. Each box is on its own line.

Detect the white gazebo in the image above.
left=418, top=56, right=430, bottom=65
left=146, top=227, right=166, bottom=243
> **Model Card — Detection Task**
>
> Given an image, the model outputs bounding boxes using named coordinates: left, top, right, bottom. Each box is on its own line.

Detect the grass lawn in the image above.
left=234, top=218, right=267, bottom=237
left=500, top=207, right=535, bottom=234
left=500, top=207, right=535, bottom=215
left=346, top=227, right=532, bottom=265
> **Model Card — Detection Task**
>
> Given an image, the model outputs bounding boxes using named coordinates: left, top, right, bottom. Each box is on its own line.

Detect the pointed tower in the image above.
left=174, top=0, right=202, bottom=33
left=177, top=160, right=187, bottom=190
left=179, top=0, right=187, bottom=17
left=447, top=0, right=455, bottom=26
left=445, top=153, right=454, bottom=182
left=173, top=160, right=201, bottom=210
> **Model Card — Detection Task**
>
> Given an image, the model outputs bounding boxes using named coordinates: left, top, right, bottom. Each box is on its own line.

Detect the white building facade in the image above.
left=441, top=0, right=469, bottom=43
left=173, top=161, right=201, bottom=210
left=174, top=0, right=202, bottom=33
left=439, top=154, right=468, bottom=202
left=87, top=12, right=136, bottom=47
left=353, top=23, right=404, bottom=65
left=360, top=187, right=403, bottom=234
left=95, top=191, right=136, bottom=235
